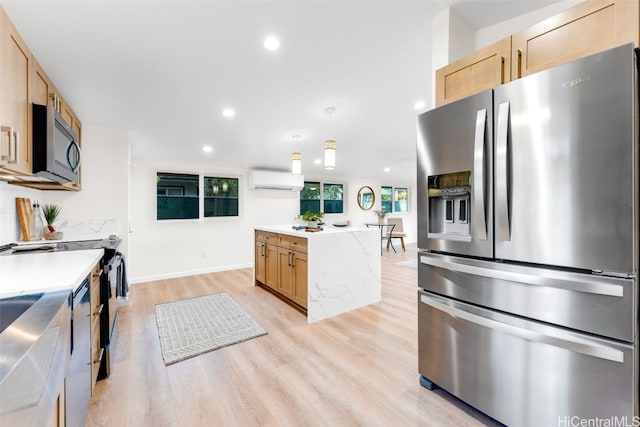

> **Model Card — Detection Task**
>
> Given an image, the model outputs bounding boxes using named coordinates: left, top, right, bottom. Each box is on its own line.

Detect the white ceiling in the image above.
left=2, top=0, right=561, bottom=184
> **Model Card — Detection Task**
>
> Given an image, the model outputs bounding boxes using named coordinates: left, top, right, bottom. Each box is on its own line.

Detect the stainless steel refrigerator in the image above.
left=416, top=43, right=638, bottom=426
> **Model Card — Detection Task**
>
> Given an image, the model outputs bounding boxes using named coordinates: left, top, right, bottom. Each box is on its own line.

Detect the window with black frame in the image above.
left=156, top=172, right=199, bottom=220
left=300, top=181, right=321, bottom=213
left=323, top=183, right=344, bottom=213
left=204, top=177, right=239, bottom=217
left=300, top=181, right=344, bottom=214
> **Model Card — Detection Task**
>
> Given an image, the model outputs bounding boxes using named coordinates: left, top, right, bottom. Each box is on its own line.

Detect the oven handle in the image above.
left=419, top=254, right=624, bottom=297
left=72, top=279, right=89, bottom=309
left=419, top=292, right=624, bottom=363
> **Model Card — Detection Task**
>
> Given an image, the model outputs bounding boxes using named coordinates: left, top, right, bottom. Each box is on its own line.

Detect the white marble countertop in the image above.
left=0, top=249, right=104, bottom=298
left=256, top=224, right=372, bottom=238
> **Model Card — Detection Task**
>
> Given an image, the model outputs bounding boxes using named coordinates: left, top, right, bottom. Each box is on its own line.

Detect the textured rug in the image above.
left=155, top=292, right=267, bottom=365
left=395, top=258, right=418, bottom=268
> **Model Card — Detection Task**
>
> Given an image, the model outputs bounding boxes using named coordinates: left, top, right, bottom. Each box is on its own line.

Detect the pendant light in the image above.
left=324, top=107, right=336, bottom=169
left=291, top=134, right=302, bottom=175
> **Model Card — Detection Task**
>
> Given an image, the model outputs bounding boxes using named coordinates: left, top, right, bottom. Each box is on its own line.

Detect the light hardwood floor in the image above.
left=87, top=245, right=500, bottom=426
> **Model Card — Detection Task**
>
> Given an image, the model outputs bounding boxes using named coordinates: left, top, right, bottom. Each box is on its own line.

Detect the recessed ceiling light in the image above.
left=222, top=108, right=235, bottom=118
left=414, top=100, right=426, bottom=110
left=263, top=36, right=280, bottom=51
left=202, top=145, right=213, bottom=153
left=384, top=167, right=390, bottom=172
left=314, top=159, right=322, bottom=165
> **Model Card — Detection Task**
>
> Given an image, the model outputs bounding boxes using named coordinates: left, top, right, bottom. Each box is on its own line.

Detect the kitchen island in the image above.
left=255, top=225, right=380, bottom=323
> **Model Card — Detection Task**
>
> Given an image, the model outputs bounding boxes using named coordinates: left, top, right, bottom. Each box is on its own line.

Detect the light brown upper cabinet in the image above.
left=0, top=7, right=32, bottom=175
left=512, top=0, right=639, bottom=78
left=435, top=37, right=511, bottom=106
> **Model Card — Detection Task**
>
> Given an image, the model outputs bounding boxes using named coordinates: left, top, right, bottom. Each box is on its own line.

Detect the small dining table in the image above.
left=364, top=223, right=396, bottom=255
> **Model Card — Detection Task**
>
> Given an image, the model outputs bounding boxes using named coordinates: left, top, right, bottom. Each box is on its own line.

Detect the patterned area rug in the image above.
left=155, top=292, right=267, bottom=365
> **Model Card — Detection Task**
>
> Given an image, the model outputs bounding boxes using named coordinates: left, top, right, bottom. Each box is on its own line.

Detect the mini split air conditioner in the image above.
left=248, top=169, right=304, bottom=191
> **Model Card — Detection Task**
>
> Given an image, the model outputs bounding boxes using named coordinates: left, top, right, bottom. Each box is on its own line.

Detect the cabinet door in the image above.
left=0, top=8, right=31, bottom=175
left=435, top=37, right=511, bottom=106
left=32, top=59, right=54, bottom=107
left=512, top=0, right=639, bottom=78
left=277, top=248, right=293, bottom=298
left=255, top=241, right=266, bottom=284
left=291, top=251, right=308, bottom=309
left=265, top=243, right=278, bottom=290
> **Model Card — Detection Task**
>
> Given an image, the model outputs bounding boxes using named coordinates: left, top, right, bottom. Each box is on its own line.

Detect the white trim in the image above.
left=129, top=262, right=252, bottom=284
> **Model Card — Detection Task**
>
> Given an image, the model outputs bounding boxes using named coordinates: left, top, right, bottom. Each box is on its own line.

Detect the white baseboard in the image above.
left=129, top=262, right=253, bottom=285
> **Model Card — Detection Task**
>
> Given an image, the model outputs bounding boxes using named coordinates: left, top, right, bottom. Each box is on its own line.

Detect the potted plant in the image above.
left=301, top=210, right=324, bottom=229
left=42, top=204, right=63, bottom=239
left=373, top=209, right=388, bottom=224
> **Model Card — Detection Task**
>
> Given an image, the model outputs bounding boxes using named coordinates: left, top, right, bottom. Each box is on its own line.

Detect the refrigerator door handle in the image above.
left=419, top=293, right=624, bottom=363
left=496, top=101, right=510, bottom=241
left=473, top=109, right=487, bottom=241
left=419, top=254, right=624, bottom=297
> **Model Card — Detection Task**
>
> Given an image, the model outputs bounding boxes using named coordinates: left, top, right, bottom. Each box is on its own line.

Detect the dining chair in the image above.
left=386, top=217, right=406, bottom=252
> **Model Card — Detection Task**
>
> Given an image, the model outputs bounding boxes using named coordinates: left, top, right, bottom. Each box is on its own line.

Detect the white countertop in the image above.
left=256, top=224, right=372, bottom=238
left=0, top=249, right=104, bottom=298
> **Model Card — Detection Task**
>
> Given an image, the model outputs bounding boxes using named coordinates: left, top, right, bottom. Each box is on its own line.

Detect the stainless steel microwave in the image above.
left=32, top=103, right=81, bottom=183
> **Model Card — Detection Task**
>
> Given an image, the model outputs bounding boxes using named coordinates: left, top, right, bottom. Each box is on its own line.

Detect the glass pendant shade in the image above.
left=324, top=140, right=336, bottom=169
left=291, top=152, right=302, bottom=175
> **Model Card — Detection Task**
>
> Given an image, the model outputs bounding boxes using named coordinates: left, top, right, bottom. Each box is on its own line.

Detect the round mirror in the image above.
left=357, top=186, right=375, bottom=210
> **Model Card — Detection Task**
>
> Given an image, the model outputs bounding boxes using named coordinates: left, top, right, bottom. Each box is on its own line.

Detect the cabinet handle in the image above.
left=499, top=56, right=505, bottom=84
left=291, top=254, right=295, bottom=268
left=261, top=244, right=265, bottom=257
left=516, top=49, right=523, bottom=79
left=288, top=252, right=292, bottom=267
left=0, top=126, right=16, bottom=163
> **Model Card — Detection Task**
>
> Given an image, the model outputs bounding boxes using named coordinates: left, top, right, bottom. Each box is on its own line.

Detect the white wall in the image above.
left=43, top=125, right=130, bottom=256
left=0, top=182, right=43, bottom=244
left=129, top=157, right=417, bottom=283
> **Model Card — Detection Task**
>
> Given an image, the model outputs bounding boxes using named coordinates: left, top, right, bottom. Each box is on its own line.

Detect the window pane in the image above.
left=300, top=181, right=321, bottom=214
left=323, top=183, right=344, bottom=214
left=204, top=177, right=239, bottom=217
left=394, top=187, right=408, bottom=212
left=381, top=186, right=393, bottom=213
left=157, top=172, right=199, bottom=220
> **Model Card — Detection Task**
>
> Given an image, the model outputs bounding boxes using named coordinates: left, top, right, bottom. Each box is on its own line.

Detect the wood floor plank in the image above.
left=86, top=245, right=500, bottom=427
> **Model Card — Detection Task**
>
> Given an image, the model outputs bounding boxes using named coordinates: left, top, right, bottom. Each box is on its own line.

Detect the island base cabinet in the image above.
left=277, top=248, right=308, bottom=310
left=265, top=244, right=278, bottom=290
left=255, top=240, right=279, bottom=291
left=291, top=252, right=307, bottom=308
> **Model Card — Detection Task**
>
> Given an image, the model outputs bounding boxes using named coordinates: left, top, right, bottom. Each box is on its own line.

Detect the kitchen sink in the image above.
left=0, top=293, right=44, bottom=334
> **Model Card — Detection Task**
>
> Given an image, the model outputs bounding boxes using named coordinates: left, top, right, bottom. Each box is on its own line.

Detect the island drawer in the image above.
left=278, top=235, right=308, bottom=253
left=256, top=231, right=278, bottom=244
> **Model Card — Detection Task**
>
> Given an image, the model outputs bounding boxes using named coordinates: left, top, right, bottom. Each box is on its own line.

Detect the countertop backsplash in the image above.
left=1, top=182, right=118, bottom=245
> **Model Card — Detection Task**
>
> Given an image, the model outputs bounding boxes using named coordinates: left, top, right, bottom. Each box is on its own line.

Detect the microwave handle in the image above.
left=66, top=140, right=82, bottom=173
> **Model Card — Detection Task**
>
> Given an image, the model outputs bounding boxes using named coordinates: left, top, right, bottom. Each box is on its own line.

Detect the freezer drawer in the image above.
left=419, top=252, right=635, bottom=342
left=418, top=290, right=637, bottom=427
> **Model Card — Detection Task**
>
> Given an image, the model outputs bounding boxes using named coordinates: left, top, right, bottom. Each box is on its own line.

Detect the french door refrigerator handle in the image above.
left=496, top=101, right=510, bottom=241
left=473, top=109, right=488, bottom=240
left=419, top=292, right=624, bottom=363
left=419, top=254, right=624, bottom=297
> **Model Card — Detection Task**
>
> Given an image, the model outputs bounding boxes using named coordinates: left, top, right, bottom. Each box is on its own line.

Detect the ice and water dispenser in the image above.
left=427, top=171, right=471, bottom=240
